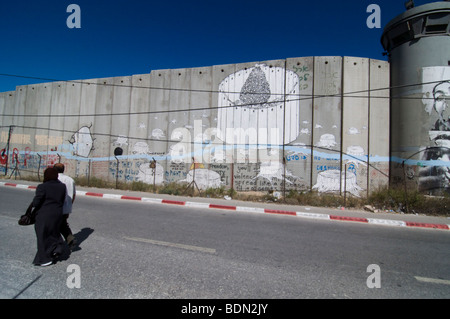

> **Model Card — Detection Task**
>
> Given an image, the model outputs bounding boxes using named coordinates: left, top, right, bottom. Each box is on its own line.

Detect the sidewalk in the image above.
left=1, top=179, right=449, bottom=231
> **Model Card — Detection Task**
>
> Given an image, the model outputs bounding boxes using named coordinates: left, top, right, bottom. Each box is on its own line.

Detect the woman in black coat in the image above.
left=32, top=167, right=67, bottom=266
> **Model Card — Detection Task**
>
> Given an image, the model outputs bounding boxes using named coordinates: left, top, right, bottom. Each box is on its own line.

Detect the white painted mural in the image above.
left=419, top=66, right=450, bottom=192
left=0, top=57, right=390, bottom=195
left=217, top=63, right=300, bottom=146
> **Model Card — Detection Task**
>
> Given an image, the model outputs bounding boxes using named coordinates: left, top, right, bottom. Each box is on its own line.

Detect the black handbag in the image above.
left=18, top=203, right=36, bottom=226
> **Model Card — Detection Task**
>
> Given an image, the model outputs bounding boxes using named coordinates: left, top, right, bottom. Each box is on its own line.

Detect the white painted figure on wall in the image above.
left=216, top=63, right=302, bottom=187
left=313, top=169, right=363, bottom=197
left=137, top=162, right=164, bottom=185
left=217, top=63, right=301, bottom=148
left=69, top=125, right=94, bottom=158
left=419, top=67, right=450, bottom=193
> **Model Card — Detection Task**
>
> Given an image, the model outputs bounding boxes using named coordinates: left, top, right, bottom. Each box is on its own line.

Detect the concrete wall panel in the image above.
left=166, top=68, right=190, bottom=183
left=149, top=70, right=170, bottom=157
left=62, top=81, right=82, bottom=176
left=343, top=57, right=369, bottom=196
left=49, top=82, right=67, bottom=154
left=286, top=57, right=314, bottom=191
left=78, top=79, right=97, bottom=158
left=110, top=76, right=132, bottom=182
left=0, top=91, right=15, bottom=130
left=111, top=76, right=131, bottom=154
left=0, top=91, right=17, bottom=175
left=312, top=57, right=343, bottom=195
left=92, top=78, right=113, bottom=180
left=369, top=59, right=390, bottom=191
left=0, top=92, right=6, bottom=128
left=30, top=84, right=52, bottom=157
left=10, top=87, right=32, bottom=173
left=129, top=74, right=150, bottom=143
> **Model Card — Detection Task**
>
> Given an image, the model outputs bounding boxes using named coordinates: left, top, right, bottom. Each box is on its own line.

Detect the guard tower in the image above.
left=381, top=1, right=450, bottom=194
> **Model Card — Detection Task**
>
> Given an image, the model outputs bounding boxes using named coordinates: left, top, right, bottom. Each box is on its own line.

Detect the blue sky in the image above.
left=0, top=0, right=438, bottom=92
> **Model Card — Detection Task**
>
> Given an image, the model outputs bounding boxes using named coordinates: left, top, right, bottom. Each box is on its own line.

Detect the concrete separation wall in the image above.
left=0, top=56, right=390, bottom=196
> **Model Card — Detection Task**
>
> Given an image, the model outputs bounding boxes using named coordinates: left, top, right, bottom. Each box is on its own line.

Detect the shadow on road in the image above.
left=72, top=227, right=94, bottom=252
left=57, top=227, right=94, bottom=262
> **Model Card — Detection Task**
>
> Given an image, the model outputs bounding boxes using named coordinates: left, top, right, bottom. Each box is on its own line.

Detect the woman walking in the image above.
left=32, top=167, right=67, bottom=266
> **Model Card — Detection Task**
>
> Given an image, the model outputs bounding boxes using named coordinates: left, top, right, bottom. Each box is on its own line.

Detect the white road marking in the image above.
left=415, top=276, right=450, bottom=285
left=123, top=236, right=216, bottom=254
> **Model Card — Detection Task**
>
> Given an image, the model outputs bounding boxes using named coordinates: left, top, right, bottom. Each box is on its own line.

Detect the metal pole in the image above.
left=115, top=156, right=119, bottom=189
left=367, top=60, right=371, bottom=198
left=282, top=60, right=287, bottom=198
left=151, top=158, right=156, bottom=193
left=153, top=168, right=156, bottom=193
left=343, top=163, right=347, bottom=208
left=339, top=59, right=344, bottom=196
left=310, top=57, right=316, bottom=192
left=37, top=153, right=42, bottom=182
left=230, top=162, right=234, bottom=198
left=88, top=159, right=91, bottom=187
left=4, top=125, right=13, bottom=176
left=402, top=161, right=409, bottom=213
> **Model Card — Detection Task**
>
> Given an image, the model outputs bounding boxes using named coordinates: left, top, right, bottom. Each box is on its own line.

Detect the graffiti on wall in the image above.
left=1, top=60, right=384, bottom=196
left=69, top=125, right=95, bottom=158
left=0, top=129, right=68, bottom=172
left=211, top=63, right=305, bottom=190
left=419, top=67, right=450, bottom=193
left=217, top=63, right=300, bottom=147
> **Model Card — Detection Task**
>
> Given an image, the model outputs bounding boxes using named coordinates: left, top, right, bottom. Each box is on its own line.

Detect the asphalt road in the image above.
left=1, top=185, right=449, bottom=300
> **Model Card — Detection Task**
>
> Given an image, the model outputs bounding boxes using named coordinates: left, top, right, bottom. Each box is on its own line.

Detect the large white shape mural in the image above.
left=217, top=63, right=300, bottom=147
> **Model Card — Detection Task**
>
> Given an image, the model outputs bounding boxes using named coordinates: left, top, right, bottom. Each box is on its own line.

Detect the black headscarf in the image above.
left=43, top=167, right=59, bottom=183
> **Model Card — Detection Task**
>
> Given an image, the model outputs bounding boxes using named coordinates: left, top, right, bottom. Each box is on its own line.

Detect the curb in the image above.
left=2, top=181, right=449, bottom=232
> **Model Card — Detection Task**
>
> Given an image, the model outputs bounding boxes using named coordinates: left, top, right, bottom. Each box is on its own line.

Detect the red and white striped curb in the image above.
left=2, top=181, right=449, bottom=231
